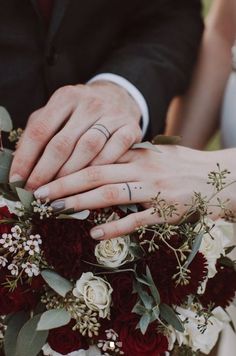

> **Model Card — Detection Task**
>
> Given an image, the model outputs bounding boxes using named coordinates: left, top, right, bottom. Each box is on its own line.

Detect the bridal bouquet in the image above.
left=0, top=107, right=236, bottom=356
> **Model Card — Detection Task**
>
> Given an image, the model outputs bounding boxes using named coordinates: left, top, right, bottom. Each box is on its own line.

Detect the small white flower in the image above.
left=73, top=272, right=113, bottom=318
left=95, top=236, right=134, bottom=268
left=30, top=234, right=42, bottom=244
left=0, top=256, right=8, bottom=267
left=0, top=233, right=13, bottom=248
left=22, top=262, right=40, bottom=277
left=8, top=263, right=19, bottom=276
left=24, top=239, right=40, bottom=256
left=11, top=225, right=22, bottom=239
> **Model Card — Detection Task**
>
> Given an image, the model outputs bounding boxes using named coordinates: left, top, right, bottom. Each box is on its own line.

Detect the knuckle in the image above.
left=110, top=223, right=123, bottom=237
left=49, top=134, right=71, bottom=154
left=27, top=120, right=50, bottom=141
left=88, top=97, right=103, bottom=112
left=85, top=166, right=101, bottom=183
left=101, top=185, right=119, bottom=204
left=133, top=214, right=144, bottom=228
left=53, top=85, right=78, bottom=101
left=119, top=130, right=135, bottom=148
left=82, top=135, right=100, bottom=152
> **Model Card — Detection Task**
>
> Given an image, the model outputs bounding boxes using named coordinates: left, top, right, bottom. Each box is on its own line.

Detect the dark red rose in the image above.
left=113, top=314, right=168, bottom=356
left=108, top=272, right=137, bottom=315
left=48, top=323, right=88, bottom=355
left=200, top=262, right=236, bottom=308
left=37, top=218, right=97, bottom=279
left=0, top=283, right=39, bottom=315
left=144, top=247, right=207, bottom=305
left=0, top=205, right=14, bottom=234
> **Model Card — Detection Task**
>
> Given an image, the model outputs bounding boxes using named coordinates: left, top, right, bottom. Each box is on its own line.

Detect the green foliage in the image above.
left=41, top=270, right=73, bottom=298
left=37, top=309, right=71, bottom=331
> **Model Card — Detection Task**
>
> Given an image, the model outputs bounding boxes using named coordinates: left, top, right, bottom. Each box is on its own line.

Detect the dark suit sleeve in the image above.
left=94, top=0, right=204, bottom=137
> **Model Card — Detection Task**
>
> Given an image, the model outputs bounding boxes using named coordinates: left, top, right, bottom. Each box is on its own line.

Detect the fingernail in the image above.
left=9, top=174, right=23, bottom=183
left=51, top=200, right=65, bottom=212
left=90, top=228, right=104, bottom=239
left=34, top=186, right=49, bottom=200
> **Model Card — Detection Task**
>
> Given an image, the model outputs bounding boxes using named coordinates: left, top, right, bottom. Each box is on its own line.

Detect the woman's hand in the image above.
left=9, top=81, right=142, bottom=190
left=33, top=146, right=236, bottom=240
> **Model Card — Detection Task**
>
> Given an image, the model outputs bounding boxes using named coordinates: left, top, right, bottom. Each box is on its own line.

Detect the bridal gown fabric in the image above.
left=219, top=45, right=236, bottom=356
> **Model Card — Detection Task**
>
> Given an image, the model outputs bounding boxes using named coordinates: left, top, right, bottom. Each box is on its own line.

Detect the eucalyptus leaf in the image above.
left=37, top=309, right=71, bottom=331
left=135, top=282, right=153, bottom=310
left=132, top=141, right=161, bottom=153
left=129, top=245, right=145, bottom=260
left=135, top=275, right=151, bottom=287
left=15, top=314, right=48, bottom=356
left=152, top=135, right=181, bottom=145
left=145, top=266, right=161, bottom=305
left=16, top=187, right=34, bottom=211
left=57, top=210, right=90, bottom=220
left=41, top=270, right=73, bottom=297
left=225, top=245, right=236, bottom=255
left=4, top=311, right=29, bottom=356
left=152, top=305, right=160, bottom=320
left=139, top=313, right=151, bottom=334
left=132, top=302, right=146, bottom=316
left=0, top=107, right=13, bottom=132
left=0, top=149, right=13, bottom=183
left=184, top=232, right=204, bottom=268
left=159, top=304, right=184, bottom=332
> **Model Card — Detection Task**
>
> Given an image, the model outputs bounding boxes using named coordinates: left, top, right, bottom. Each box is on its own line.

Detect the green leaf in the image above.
left=37, top=309, right=71, bottom=331
left=132, top=302, right=146, bottom=316
left=0, top=149, right=13, bottom=183
left=152, top=305, right=160, bottom=320
left=41, top=270, right=73, bottom=297
left=152, top=135, right=181, bottom=145
left=219, top=256, right=235, bottom=268
left=57, top=210, right=90, bottom=220
left=139, top=313, right=151, bottom=334
left=0, top=107, right=13, bottom=132
left=132, top=141, right=161, bottom=153
left=9, top=181, right=25, bottom=193
left=118, top=204, right=138, bottom=213
left=16, top=187, right=34, bottom=211
left=145, top=266, right=161, bottom=305
left=4, top=311, right=29, bottom=356
left=159, top=303, right=185, bottom=332
left=15, top=314, right=48, bottom=356
left=135, top=282, right=153, bottom=310
left=129, top=244, right=145, bottom=259
left=184, top=232, right=204, bottom=268
left=225, top=245, right=236, bottom=255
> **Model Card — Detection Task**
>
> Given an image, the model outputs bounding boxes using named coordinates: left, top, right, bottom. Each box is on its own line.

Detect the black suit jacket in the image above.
left=0, top=0, right=203, bottom=138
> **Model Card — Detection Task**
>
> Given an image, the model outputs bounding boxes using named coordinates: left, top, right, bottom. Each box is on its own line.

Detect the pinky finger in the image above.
left=90, top=208, right=159, bottom=240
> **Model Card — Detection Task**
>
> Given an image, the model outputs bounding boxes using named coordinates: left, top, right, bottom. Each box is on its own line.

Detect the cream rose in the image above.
left=199, top=219, right=234, bottom=279
left=42, top=344, right=102, bottom=356
left=95, top=236, right=134, bottom=268
left=73, top=272, right=113, bottom=318
left=175, top=306, right=230, bottom=354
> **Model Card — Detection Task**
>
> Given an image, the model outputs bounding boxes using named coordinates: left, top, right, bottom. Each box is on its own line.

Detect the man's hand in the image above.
left=9, top=81, right=142, bottom=190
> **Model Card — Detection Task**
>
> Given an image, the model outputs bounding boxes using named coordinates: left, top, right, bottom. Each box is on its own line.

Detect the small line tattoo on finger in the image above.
left=125, top=183, right=132, bottom=201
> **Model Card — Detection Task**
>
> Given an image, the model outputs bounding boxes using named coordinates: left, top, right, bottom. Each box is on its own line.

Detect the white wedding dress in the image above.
left=219, top=44, right=236, bottom=356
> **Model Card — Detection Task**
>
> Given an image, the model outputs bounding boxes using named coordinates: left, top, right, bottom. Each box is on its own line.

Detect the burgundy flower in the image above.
left=48, top=323, right=88, bottom=355
left=145, top=247, right=207, bottom=305
left=113, top=313, right=168, bottom=356
left=37, top=218, right=97, bottom=279
left=108, top=272, right=137, bottom=315
left=200, top=262, right=236, bottom=308
left=0, top=205, right=14, bottom=234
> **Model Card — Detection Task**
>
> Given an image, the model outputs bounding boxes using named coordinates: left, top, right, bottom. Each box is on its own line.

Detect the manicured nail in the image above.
left=90, top=228, right=104, bottom=239
left=34, top=186, right=49, bottom=200
left=51, top=200, right=65, bottom=212
left=9, top=174, right=23, bottom=183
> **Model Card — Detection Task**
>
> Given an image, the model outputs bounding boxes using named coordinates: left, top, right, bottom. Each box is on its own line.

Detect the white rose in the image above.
left=73, top=272, right=113, bottom=318
left=42, top=344, right=101, bottom=356
left=199, top=219, right=234, bottom=278
left=175, top=306, right=230, bottom=354
left=95, top=236, right=134, bottom=268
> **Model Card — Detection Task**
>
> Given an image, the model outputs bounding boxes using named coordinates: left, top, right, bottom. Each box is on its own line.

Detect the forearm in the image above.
left=167, top=0, right=236, bottom=149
